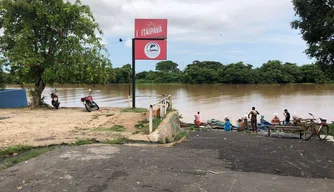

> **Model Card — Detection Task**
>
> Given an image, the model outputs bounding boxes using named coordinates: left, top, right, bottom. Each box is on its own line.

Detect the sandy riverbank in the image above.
left=0, top=107, right=148, bottom=149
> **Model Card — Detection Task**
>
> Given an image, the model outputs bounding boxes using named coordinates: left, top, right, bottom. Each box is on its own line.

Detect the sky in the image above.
left=76, top=0, right=313, bottom=72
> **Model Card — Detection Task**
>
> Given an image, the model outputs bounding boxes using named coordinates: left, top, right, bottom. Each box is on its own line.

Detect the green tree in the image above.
left=192, top=60, right=223, bottom=71
left=155, top=60, right=179, bottom=73
left=114, top=64, right=131, bottom=83
left=220, top=62, right=253, bottom=84
left=281, top=62, right=302, bottom=83
left=0, top=0, right=112, bottom=107
left=300, top=64, right=327, bottom=83
left=291, top=0, right=334, bottom=67
left=183, top=61, right=220, bottom=84
left=259, top=60, right=283, bottom=83
left=0, top=66, right=5, bottom=89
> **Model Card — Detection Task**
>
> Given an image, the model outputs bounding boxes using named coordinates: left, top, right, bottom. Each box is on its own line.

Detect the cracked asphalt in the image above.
left=0, top=131, right=333, bottom=192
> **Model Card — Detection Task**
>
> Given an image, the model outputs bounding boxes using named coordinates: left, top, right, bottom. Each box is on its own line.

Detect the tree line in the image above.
left=2, top=60, right=329, bottom=85
left=113, top=60, right=329, bottom=84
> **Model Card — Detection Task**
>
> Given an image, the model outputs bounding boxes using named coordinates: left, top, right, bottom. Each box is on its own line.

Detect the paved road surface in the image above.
left=0, top=131, right=333, bottom=192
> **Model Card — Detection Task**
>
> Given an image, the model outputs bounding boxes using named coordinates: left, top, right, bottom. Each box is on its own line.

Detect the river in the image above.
left=6, top=84, right=334, bottom=124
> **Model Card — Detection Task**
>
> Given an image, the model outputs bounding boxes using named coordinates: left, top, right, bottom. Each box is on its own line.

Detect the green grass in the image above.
left=134, top=118, right=162, bottom=134
left=121, top=108, right=147, bottom=113
left=329, top=124, right=334, bottom=136
left=189, top=126, right=200, bottom=131
left=292, top=130, right=303, bottom=134
left=135, top=120, right=149, bottom=129
left=93, top=125, right=126, bottom=132
left=0, top=145, right=56, bottom=170
left=0, top=145, right=33, bottom=157
left=69, top=139, right=94, bottom=146
left=175, top=131, right=188, bottom=141
left=153, top=118, right=162, bottom=130
left=103, top=137, right=129, bottom=144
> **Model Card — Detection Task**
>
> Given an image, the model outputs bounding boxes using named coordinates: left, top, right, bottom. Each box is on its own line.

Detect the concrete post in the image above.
left=160, top=102, right=165, bottom=118
left=164, top=100, right=167, bottom=116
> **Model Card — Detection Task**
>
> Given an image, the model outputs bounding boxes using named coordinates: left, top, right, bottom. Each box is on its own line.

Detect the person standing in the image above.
left=248, top=107, right=259, bottom=133
left=283, top=109, right=290, bottom=125
left=194, top=111, right=201, bottom=128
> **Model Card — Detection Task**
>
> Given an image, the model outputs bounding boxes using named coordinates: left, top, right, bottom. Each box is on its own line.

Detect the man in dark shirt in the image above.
left=283, top=109, right=290, bottom=125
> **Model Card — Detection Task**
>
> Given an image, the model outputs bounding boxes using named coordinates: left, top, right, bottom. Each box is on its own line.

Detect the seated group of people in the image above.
left=260, top=109, right=291, bottom=126
left=193, top=109, right=291, bottom=132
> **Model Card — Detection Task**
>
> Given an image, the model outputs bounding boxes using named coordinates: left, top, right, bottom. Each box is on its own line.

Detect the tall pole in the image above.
left=128, top=71, right=131, bottom=96
left=131, top=37, right=165, bottom=109
left=132, top=38, right=136, bottom=108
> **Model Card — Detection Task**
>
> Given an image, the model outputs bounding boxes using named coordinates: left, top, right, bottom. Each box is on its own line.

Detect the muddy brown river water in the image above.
left=7, top=84, right=334, bottom=124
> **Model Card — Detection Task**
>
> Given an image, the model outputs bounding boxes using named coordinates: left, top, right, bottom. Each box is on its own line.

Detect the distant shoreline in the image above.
left=4, top=82, right=333, bottom=88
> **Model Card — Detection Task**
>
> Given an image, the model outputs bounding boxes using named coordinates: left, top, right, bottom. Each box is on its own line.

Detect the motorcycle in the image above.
left=50, top=89, right=60, bottom=109
left=81, top=89, right=99, bottom=112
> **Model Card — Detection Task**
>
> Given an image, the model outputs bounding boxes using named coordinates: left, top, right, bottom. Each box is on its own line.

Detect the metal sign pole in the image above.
left=132, top=38, right=136, bottom=108
left=131, top=37, right=166, bottom=109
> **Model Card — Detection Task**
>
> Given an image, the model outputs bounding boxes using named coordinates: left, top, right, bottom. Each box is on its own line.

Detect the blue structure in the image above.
left=0, top=89, right=28, bottom=108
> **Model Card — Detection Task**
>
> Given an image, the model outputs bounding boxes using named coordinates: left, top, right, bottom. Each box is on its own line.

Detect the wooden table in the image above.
left=268, top=125, right=305, bottom=138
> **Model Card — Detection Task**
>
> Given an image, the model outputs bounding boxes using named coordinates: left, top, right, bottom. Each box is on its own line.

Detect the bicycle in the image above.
left=301, top=113, right=329, bottom=141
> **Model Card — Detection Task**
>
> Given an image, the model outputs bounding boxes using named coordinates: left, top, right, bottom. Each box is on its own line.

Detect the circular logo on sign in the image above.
left=144, top=42, right=160, bottom=59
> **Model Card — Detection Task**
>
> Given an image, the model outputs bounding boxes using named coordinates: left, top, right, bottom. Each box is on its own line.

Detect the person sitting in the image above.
left=236, top=119, right=244, bottom=131
left=260, top=115, right=272, bottom=125
left=194, top=111, right=201, bottom=128
left=271, top=114, right=280, bottom=125
left=224, top=118, right=232, bottom=131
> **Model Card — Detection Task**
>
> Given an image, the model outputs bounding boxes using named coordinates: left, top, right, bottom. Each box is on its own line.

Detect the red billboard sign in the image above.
left=135, top=19, right=167, bottom=39
left=135, top=40, right=167, bottom=60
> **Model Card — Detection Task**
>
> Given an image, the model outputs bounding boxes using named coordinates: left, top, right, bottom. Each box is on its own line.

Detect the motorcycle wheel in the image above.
left=85, top=102, right=92, bottom=112
left=92, top=101, right=99, bottom=110
left=52, top=100, right=59, bottom=109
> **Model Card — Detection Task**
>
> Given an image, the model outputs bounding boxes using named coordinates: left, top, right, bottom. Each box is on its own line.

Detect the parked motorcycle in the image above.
left=50, top=89, right=60, bottom=109
left=81, top=89, right=99, bottom=112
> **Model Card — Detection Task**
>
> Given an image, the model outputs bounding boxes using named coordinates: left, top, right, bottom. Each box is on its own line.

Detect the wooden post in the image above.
left=268, top=127, right=271, bottom=137
left=149, top=105, right=153, bottom=133
left=244, top=117, right=248, bottom=130
left=169, top=95, right=172, bottom=110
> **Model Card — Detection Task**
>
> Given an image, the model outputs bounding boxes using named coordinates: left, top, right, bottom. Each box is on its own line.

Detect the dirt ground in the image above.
left=0, top=107, right=148, bottom=149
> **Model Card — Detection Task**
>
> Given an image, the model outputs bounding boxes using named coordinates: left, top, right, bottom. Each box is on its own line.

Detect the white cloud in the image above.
left=73, top=0, right=300, bottom=46
left=125, top=39, right=132, bottom=48
left=170, top=49, right=215, bottom=56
